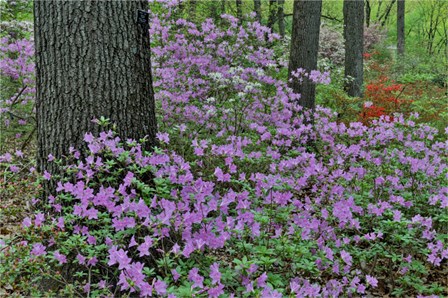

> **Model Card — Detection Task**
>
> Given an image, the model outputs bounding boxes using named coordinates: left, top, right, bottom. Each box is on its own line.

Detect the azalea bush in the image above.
left=0, top=0, right=35, bottom=149
left=363, top=24, right=387, bottom=52
left=0, top=34, right=35, bottom=146
left=318, top=25, right=345, bottom=67
left=317, top=23, right=387, bottom=69
left=363, top=56, right=447, bottom=129
left=327, top=52, right=448, bottom=129
left=360, top=76, right=411, bottom=123
left=2, top=111, right=447, bottom=297
left=1, top=2, right=447, bottom=298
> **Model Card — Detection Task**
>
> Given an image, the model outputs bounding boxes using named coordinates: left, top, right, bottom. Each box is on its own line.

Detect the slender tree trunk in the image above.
left=236, top=0, right=243, bottom=24
left=397, top=0, right=405, bottom=56
left=379, top=0, right=396, bottom=27
left=267, top=0, right=277, bottom=31
left=424, top=1, right=443, bottom=56
left=34, top=0, right=157, bottom=176
left=277, top=0, right=285, bottom=37
left=288, top=0, right=322, bottom=112
left=376, top=0, right=382, bottom=20
left=254, top=0, right=262, bottom=23
left=440, top=14, right=448, bottom=58
left=344, top=0, right=364, bottom=97
left=365, top=0, right=371, bottom=27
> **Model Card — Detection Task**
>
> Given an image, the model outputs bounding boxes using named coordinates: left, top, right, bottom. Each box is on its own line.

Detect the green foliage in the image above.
left=1, top=1, right=447, bottom=297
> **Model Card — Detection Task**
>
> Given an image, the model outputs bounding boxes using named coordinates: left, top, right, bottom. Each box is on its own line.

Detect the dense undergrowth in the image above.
left=1, top=1, right=447, bottom=297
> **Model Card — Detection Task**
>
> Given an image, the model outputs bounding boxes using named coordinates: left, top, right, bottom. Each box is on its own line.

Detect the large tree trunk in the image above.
left=34, top=0, right=157, bottom=176
left=277, top=0, right=285, bottom=37
left=397, top=0, right=405, bottom=56
left=288, top=0, right=322, bottom=112
left=343, top=0, right=364, bottom=98
left=254, top=0, right=262, bottom=23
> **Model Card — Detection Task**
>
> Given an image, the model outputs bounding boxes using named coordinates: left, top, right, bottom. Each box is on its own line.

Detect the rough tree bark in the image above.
left=254, top=0, right=262, bottom=23
left=397, top=0, right=405, bottom=56
left=277, top=0, right=285, bottom=37
left=288, top=0, right=322, bottom=112
left=34, top=0, right=157, bottom=176
left=344, top=0, right=364, bottom=98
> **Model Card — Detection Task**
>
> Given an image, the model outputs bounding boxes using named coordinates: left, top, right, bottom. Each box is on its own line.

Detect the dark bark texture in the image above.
left=267, top=0, right=277, bottom=31
left=397, top=0, right=405, bottom=56
left=277, top=0, right=285, bottom=37
left=344, top=0, right=364, bottom=98
left=288, top=0, right=322, bottom=112
left=34, top=0, right=157, bottom=175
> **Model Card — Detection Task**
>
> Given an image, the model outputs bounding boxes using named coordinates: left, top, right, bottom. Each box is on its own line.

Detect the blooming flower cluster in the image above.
left=8, top=106, right=445, bottom=297
left=0, top=2, right=447, bottom=297
left=360, top=76, right=412, bottom=123
left=0, top=35, right=35, bottom=125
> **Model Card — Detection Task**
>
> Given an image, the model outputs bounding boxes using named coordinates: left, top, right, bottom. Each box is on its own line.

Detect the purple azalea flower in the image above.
left=53, top=251, right=67, bottom=264
left=31, top=243, right=46, bottom=257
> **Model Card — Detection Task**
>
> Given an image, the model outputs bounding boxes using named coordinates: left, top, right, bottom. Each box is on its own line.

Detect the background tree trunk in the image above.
left=254, top=0, right=262, bottom=23
left=397, top=0, right=405, bottom=56
left=379, top=0, right=396, bottom=27
left=267, top=0, right=277, bottom=31
left=365, top=0, right=371, bottom=27
left=34, top=0, right=157, bottom=175
left=344, top=0, right=364, bottom=97
left=288, top=0, right=322, bottom=112
left=376, top=0, right=383, bottom=20
left=277, top=0, right=285, bottom=37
